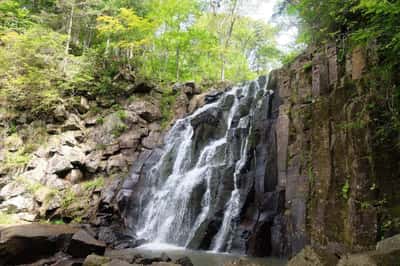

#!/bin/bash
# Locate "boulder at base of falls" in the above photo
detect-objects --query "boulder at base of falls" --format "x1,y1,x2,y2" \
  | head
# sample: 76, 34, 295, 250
83, 254, 112, 266
287, 246, 339, 266
173, 256, 193, 266
376, 234, 400, 253
336, 234, 400, 266
83, 251, 190, 266
337, 250, 400, 266
222, 258, 267, 266
0, 224, 78, 265
67, 229, 106, 258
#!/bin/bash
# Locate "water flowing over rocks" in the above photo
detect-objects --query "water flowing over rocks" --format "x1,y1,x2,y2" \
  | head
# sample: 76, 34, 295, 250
118, 43, 400, 261
118, 77, 286, 255
1, 42, 400, 266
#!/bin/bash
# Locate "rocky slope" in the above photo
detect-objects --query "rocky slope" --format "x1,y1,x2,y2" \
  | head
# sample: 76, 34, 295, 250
0, 80, 208, 228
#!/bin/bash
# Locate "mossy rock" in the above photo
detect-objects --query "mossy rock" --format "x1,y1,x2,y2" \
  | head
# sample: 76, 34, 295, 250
287, 246, 338, 266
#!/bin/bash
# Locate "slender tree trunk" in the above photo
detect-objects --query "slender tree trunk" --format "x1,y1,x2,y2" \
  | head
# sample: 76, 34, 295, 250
176, 46, 180, 81
221, 56, 225, 81
63, 1, 75, 73
220, 0, 238, 81
105, 38, 110, 56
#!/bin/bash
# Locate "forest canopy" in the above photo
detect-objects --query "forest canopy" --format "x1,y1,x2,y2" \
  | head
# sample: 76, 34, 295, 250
0, 0, 282, 116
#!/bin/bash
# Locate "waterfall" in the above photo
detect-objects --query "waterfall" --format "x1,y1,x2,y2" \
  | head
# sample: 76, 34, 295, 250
126, 77, 274, 253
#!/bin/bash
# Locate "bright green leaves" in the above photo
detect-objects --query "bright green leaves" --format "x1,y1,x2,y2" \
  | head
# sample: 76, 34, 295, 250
0, 26, 66, 116
0, 0, 32, 33
0, 0, 282, 119
97, 8, 154, 51
351, 0, 400, 56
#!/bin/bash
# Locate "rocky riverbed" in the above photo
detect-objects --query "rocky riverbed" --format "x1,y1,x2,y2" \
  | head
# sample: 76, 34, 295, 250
0, 223, 286, 266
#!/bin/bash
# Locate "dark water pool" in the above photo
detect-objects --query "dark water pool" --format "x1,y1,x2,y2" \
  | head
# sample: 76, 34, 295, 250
126, 243, 287, 266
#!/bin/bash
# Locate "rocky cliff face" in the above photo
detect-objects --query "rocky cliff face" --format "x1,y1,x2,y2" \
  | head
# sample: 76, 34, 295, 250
1, 42, 398, 262
0, 80, 204, 229
269, 43, 400, 257
116, 44, 400, 258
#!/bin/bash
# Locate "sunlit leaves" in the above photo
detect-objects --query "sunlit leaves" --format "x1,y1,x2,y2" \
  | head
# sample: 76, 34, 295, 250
97, 8, 154, 53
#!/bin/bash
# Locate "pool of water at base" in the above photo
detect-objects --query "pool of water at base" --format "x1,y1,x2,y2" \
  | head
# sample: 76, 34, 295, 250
127, 243, 287, 266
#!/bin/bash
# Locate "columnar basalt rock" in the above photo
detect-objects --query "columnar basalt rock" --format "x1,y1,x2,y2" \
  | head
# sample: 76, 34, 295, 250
269, 43, 400, 258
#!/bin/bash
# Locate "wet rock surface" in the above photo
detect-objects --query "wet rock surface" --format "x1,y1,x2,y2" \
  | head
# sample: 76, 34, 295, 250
118, 78, 285, 256
0, 224, 78, 265
0, 224, 196, 266
116, 43, 400, 261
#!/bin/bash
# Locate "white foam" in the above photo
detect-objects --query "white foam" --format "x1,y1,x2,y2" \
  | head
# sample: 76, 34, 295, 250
136, 242, 186, 251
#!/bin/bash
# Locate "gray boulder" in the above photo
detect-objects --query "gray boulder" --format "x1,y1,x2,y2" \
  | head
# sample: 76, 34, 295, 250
47, 154, 73, 176
128, 101, 162, 122
65, 169, 84, 184
376, 234, 400, 253
67, 230, 106, 258
0, 224, 78, 265
287, 246, 338, 266
83, 254, 111, 266
337, 250, 400, 266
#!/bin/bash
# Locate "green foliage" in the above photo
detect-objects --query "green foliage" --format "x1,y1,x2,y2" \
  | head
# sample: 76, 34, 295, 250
303, 62, 312, 71
116, 110, 127, 120
0, 0, 32, 32
281, 50, 301, 65
0, 0, 281, 122
283, 0, 400, 150
4, 150, 31, 170
342, 179, 350, 200
51, 219, 65, 225
111, 122, 128, 137
96, 117, 105, 125
82, 177, 105, 191
61, 188, 76, 209
160, 88, 176, 128
0, 26, 66, 117
0, 213, 19, 224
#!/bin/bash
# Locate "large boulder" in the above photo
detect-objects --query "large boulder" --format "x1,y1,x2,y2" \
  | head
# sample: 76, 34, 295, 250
0, 224, 78, 265
83, 254, 112, 266
174, 256, 193, 266
173, 93, 189, 119
104, 248, 138, 264
142, 130, 162, 149
0, 194, 37, 213
337, 249, 400, 266
130, 81, 155, 94
67, 230, 106, 258
105, 259, 135, 266
47, 154, 73, 176
287, 246, 338, 266
65, 169, 84, 184
78, 96, 90, 114
376, 234, 400, 253
62, 114, 85, 132
128, 101, 162, 122
188, 93, 206, 113
59, 145, 86, 166
152, 263, 181, 266
0, 181, 27, 200
107, 154, 129, 174
223, 258, 267, 266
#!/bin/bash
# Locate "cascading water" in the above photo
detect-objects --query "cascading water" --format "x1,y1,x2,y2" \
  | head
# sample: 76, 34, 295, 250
124, 76, 278, 254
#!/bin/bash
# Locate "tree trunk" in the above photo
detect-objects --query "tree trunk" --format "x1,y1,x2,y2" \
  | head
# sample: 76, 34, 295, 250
221, 56, 225, 81
63, 1, 75, 73
176, 46, 180, 81
220, 0, 238, 81
105, 38, 110, 56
